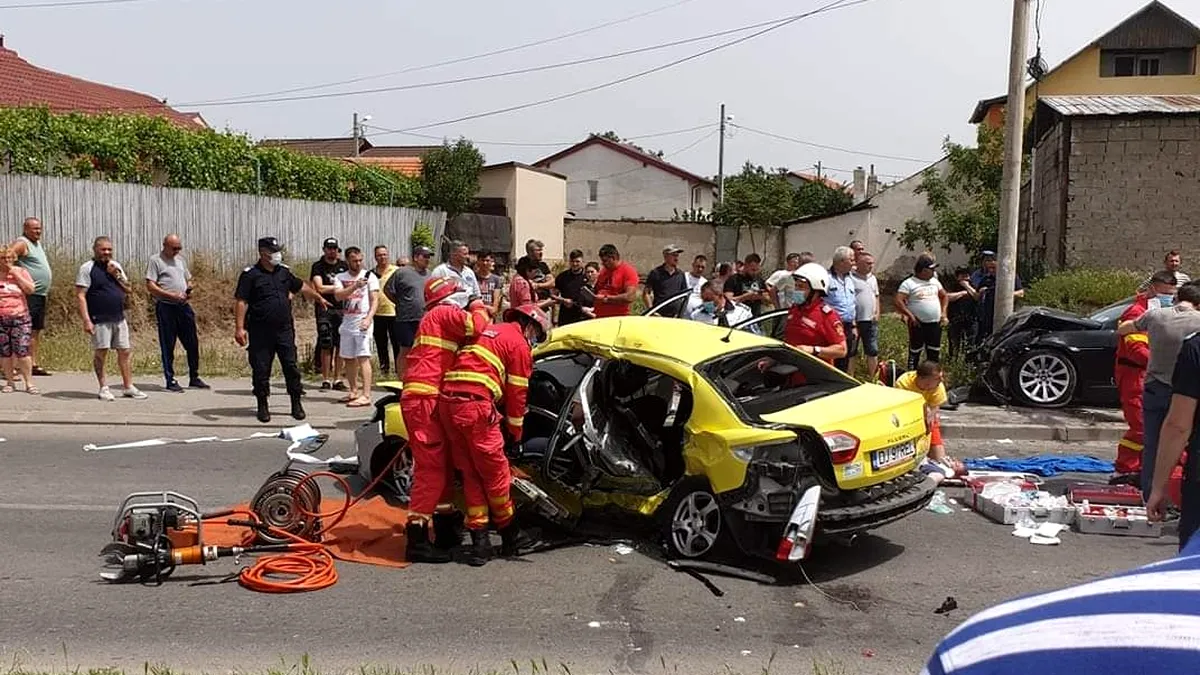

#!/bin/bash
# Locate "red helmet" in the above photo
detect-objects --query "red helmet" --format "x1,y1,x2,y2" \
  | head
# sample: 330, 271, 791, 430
424, 276, 458, 309
503, 303, 551, 342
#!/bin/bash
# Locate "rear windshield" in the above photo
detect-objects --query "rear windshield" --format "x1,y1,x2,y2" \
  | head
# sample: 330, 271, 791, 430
700, 347, 858, 417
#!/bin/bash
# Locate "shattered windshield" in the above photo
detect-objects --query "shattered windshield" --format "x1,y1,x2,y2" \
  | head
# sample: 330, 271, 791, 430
701, 347, 857, 417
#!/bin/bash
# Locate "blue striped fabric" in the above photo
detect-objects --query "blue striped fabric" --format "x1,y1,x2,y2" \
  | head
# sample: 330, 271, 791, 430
923, 534, 1200, 674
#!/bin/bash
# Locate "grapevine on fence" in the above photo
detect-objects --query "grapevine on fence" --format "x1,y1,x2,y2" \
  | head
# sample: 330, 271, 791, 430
0, 106, 424, 208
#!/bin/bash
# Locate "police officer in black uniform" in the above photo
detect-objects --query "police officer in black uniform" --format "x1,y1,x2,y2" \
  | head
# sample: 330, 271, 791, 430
235, 237, 330, 423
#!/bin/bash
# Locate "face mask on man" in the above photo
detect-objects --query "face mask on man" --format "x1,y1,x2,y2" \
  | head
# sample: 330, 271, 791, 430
792, 290, 808, 305
269, 252, 283, 266
702, 300, 716, 314
1153, 294, 1175, 309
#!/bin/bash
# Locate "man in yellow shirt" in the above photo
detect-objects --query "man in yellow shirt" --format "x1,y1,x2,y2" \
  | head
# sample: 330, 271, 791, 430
894, 360, 948, 463
371, 245, 401, 377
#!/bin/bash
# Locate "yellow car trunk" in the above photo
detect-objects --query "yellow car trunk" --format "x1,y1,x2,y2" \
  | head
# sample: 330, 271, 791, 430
760, 383, 930, 490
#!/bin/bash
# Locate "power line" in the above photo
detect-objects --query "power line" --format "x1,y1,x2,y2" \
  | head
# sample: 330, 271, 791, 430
360, 122, 716, 149
729, 123, 935, 164
182, 19, 794, 108
369, 0, 878, 138
209, 0, 701, 103
565, 127, 719, 183
0, 0, 152, 7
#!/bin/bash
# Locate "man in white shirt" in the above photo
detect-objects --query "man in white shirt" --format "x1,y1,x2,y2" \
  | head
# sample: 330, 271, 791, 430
690, 280, 755, 331
1138, 250, 1191, 292
333, 246, 380, 408
896, 255, 948, 371
852, 250, 881, 378
684, 254, 708, 292
430, 239, 480, 307
766, 253, 802, 310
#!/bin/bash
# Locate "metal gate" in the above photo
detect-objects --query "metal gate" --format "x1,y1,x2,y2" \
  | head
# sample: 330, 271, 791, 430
714, 225, 739, 266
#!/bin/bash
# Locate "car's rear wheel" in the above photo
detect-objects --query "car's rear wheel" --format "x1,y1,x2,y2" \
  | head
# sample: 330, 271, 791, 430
369, 439, 413, 503
659, 478, 726, 559
1011, 348, 1077, 408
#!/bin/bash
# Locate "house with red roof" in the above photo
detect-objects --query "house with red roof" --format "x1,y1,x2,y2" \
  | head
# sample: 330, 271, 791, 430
533, 134, 716, 221
258, 136, 436, 176
0, 37, 205, 128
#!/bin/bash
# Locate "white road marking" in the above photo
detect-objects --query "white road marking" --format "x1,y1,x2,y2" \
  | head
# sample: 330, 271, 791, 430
0, 503, 112, 512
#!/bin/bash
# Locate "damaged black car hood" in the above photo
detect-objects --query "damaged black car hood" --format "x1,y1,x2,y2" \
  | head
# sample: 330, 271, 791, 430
986, 306, 1101, 345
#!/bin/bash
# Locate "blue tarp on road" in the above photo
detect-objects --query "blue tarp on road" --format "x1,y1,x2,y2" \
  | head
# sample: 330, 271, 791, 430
963, 455, 1114, 477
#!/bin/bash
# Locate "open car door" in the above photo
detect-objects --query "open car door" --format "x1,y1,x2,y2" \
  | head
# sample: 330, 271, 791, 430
642, 289, 698, 319
732, 309, 788, 341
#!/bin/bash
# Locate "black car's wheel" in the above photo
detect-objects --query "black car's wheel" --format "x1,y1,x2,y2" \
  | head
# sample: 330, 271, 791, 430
659, 478, 726, 559
1011, 348, 1077, 408
369, 439, 413, 503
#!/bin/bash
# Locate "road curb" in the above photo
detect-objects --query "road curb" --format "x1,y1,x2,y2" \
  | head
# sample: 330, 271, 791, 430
941, 423, 1124, 442
0, 411, 359, 430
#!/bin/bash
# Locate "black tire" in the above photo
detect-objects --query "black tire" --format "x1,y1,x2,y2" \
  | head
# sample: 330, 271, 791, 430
1010, 348, 1077, 408
658, 477, 728, 560
369, 439, 413, 503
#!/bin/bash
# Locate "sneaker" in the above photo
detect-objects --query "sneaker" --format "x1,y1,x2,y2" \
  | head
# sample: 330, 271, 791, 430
166, 381, 184, 393
189, 378, 211, 389
98, 386, 115, 401
123, 386, 148, 400
332, 381, 348, 392
320, 381, 332, 391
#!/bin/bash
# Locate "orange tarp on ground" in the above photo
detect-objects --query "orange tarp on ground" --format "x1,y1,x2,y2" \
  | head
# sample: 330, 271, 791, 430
204, 495, 412, 569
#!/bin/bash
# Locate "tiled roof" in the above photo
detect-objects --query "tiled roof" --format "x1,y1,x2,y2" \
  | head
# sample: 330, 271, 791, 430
1040, 94, 1200, 116
786, 170, 849, 191
0, 44, 204, 128
534, 134, 717, 187
348, 155, 424, 177
360, 145, 439, 158
259, 137, 366, 157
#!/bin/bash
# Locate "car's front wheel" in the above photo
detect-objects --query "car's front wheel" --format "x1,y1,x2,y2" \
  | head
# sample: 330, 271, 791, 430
1011, 348, 1077, 408
369, 439, 413, 503
660, 478, 726, 559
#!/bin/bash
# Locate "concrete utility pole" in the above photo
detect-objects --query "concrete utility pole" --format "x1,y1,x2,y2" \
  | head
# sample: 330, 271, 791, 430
815, 161, 822, 181
352, 112, 361, 158
717, 103, 727, 205
994, 0, 1031, 331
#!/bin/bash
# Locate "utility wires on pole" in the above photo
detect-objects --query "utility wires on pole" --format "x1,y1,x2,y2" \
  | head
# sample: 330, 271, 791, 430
717, 103, 728, 205
994, 0, 1030, 331
353, 113, 360, 157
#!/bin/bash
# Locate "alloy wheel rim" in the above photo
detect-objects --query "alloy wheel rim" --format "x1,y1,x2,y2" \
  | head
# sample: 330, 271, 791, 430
671, 492, 720, 557
1017, 354, 1071, 403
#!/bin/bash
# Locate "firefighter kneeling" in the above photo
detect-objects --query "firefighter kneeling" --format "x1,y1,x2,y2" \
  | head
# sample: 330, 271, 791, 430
439, 303, 549, 566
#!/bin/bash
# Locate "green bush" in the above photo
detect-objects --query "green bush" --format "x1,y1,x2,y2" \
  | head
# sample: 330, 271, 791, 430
1023, 268, 1144, 314
410, 223, 435, 253
0, 106, 423, 207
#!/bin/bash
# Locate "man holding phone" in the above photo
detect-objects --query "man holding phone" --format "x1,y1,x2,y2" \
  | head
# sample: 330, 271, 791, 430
145, 233, 208, 392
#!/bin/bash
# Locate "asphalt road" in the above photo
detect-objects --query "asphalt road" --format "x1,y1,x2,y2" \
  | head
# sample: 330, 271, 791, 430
0, 427, 1174, 675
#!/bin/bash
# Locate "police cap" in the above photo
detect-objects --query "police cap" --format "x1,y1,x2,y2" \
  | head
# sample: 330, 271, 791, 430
258, 237, 282, 252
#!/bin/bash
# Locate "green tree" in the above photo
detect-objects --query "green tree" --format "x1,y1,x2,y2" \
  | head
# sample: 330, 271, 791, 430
793, 178, 852, 218
713, 162, 797, 253
900, 124, 1010, 259
418, 137, 485, 217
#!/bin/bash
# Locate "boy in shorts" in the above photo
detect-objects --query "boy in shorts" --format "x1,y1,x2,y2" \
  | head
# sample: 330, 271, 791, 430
895, 361, 962, 481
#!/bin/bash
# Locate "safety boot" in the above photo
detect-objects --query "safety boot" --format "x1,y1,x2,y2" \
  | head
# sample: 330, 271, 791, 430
256, 397, 271, 424
290, 394, 306, 421
404, 521, 452, 564
465, 529, 492, 567
499, 522, 536, 557
432, 511, 464, 551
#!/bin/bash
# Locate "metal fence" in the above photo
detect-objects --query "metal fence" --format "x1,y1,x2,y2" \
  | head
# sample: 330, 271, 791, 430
0, 173, 446, 269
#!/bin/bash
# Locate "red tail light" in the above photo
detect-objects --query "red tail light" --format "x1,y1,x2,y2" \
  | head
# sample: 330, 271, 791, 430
823, 431, 860, 465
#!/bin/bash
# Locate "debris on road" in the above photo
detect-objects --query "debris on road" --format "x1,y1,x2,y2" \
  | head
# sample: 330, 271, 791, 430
934, 596, 958, 614
612, 543, 633, 556
926, 491, 954, 514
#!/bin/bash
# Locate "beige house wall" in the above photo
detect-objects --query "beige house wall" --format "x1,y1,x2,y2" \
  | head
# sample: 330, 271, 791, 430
514, 167, 567, 261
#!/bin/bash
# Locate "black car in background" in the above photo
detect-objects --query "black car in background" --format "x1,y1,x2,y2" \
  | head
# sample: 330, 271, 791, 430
972, 297, 1136, 409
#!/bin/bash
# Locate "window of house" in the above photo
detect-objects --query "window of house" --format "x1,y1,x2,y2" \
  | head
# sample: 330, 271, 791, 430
691, 185, 702, 209
1103, 48, 1193, 77
587, 180, 598, 205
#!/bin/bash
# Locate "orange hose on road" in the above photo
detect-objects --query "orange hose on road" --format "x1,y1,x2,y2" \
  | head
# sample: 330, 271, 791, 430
204, 450, 401, 594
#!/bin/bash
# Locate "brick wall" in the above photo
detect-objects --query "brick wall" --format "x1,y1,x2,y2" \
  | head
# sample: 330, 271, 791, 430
1024, 121, 1066, 271
1062, 115, 1200, 272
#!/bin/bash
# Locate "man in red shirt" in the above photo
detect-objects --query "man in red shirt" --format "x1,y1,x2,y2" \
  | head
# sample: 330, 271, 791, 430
438, 303, 550, 566
593, 244, 639, 318
401, 276, 491, 564
783, 263, 847, 365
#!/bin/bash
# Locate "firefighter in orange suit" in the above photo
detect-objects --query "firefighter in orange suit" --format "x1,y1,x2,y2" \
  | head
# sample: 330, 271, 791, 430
1113, 271, 1179, 481
438, 303, 550, 567
402, 275, 492, 564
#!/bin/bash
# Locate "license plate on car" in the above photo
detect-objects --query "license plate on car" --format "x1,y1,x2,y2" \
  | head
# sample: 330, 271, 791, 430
871, 441, 916, 471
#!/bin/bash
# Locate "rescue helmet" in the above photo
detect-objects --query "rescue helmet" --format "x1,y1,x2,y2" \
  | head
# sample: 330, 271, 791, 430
503, 303, 551, 343
424, 276, 458, 309
792, 262, 830, 294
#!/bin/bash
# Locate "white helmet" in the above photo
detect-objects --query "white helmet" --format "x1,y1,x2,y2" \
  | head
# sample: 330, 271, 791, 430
792, 262, 829, 294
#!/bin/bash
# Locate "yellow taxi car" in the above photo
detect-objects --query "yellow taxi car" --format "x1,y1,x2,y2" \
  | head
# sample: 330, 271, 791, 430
357, 315, 936, 564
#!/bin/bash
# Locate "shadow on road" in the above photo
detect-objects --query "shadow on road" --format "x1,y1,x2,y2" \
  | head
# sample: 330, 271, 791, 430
192, 406, 257, 421
41, 390, 100, 401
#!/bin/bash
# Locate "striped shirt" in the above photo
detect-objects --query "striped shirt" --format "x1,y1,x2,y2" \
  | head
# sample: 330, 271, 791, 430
1139, 270, 1191, 292
923, 534, 1200, 675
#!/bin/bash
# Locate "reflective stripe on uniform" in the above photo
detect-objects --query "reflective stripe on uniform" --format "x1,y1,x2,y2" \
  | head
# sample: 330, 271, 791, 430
506, 416, 524, 428
415, 334, 458, 351
444, 371, 503, 399
464, 344, 506, 381
402, 381, 440, 396
1124, 333, 1150, 345
1119, 438, 1144, 452
464, 313, 476, 338
507, 374, 529, 388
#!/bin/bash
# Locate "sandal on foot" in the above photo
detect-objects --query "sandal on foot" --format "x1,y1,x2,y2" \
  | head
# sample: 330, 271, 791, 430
1, 384, 13, 393
26, 385, 40, 395
347, 396, 371, 407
